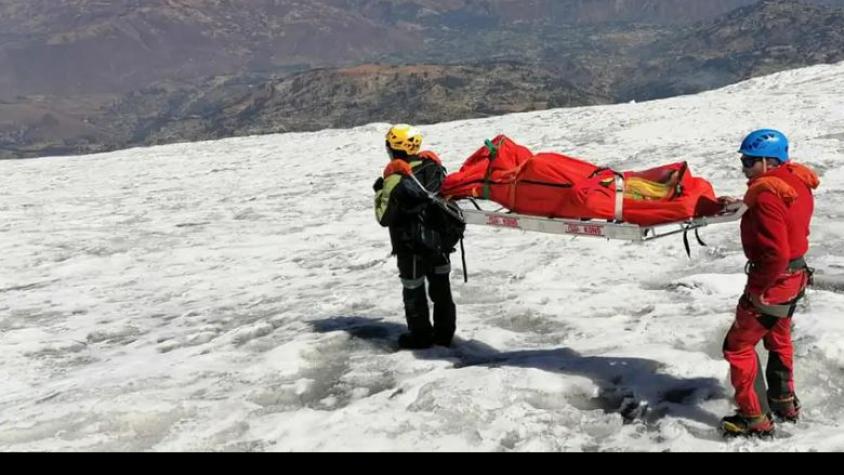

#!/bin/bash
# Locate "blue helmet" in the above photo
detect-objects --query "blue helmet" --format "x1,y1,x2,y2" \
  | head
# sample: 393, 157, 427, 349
738, 129, 789, 163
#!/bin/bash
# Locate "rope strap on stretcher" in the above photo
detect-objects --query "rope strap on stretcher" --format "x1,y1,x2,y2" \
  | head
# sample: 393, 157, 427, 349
614, 174, 624, 223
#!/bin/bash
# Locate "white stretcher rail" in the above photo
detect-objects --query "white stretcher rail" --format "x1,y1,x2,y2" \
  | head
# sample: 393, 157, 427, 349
458, 199, 747, 242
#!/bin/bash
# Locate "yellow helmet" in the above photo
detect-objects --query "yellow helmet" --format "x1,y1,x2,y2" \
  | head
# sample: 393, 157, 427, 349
385, 124, 423, 155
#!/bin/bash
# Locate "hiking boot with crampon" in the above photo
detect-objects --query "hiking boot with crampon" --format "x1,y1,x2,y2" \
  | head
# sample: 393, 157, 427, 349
721, 413, 775, 438
769, 395, 801, 423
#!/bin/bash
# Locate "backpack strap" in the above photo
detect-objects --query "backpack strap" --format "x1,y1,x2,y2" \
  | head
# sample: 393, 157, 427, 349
460, 238, 468, 283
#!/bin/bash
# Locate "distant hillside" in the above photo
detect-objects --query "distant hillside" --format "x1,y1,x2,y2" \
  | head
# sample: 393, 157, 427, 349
4, 0, 844, 158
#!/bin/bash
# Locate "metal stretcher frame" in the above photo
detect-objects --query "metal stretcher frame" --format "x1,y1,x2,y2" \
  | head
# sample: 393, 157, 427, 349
458, 198, 747, 242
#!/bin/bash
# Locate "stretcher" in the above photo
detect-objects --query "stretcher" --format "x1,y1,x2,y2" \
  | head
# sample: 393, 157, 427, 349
457, 198, 746, 251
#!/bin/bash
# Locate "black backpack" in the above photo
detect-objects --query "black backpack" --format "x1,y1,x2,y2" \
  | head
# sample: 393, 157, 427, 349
403, 165, 469, 282
414, 197, 466, 256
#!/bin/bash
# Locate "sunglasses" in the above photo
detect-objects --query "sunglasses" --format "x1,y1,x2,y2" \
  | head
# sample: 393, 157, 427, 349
740, 155, 762, 168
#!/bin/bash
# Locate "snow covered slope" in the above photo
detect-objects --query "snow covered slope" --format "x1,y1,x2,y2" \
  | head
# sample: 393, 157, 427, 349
2, 62, 844, 451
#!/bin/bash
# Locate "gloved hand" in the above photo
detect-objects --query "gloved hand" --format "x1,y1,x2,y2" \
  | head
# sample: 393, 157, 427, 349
717, 195, 744, 212
373, 176, 384, 192
718, 195, 742, 205
383, 159, 412, 178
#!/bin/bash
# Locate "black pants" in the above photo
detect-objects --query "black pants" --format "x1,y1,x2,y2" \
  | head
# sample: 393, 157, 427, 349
397, 252, 456, 343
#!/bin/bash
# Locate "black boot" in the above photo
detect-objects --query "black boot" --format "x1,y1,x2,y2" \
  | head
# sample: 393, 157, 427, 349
428, 270, 455, 347
398, 332, 433, 350
432, 332, 453, 347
